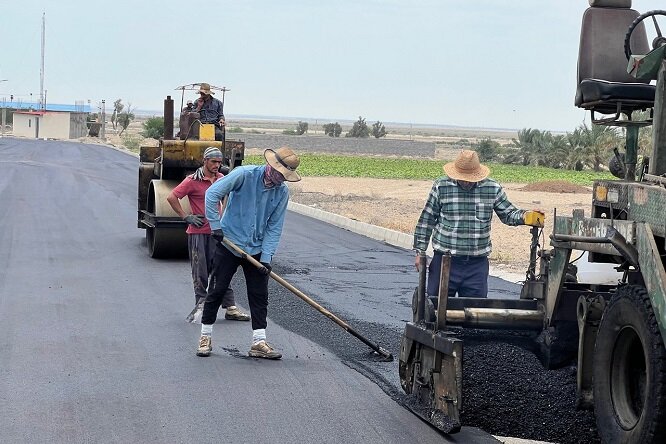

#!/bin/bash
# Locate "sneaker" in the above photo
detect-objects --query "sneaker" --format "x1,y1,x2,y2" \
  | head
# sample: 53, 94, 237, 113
196, 335, 212, 357
225, 306, 251, 321
248, 341, 282, 360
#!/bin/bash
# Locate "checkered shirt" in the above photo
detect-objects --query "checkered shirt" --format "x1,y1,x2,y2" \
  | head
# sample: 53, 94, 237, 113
413, 177, 526, 256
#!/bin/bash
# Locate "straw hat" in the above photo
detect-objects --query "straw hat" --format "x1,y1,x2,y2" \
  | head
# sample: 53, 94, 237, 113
443, 150, 490, 182
264, 146, 301, 182
198, 83, 215, 95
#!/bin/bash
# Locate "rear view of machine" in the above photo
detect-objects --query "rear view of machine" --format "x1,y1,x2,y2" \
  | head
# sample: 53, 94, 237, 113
399, 2, 666, 442
137, 86, 245, 258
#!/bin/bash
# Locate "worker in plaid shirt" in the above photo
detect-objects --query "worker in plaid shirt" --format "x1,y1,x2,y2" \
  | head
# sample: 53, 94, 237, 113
413, 150, 543, 298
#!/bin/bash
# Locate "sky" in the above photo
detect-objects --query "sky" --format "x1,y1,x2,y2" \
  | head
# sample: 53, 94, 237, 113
0, 0, 664, 132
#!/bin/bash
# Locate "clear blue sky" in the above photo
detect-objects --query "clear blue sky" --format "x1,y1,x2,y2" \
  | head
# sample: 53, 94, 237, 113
0, 0, 663, 131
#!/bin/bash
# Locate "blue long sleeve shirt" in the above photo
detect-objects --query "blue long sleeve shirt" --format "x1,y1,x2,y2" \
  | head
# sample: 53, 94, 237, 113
205, 165, 289, 263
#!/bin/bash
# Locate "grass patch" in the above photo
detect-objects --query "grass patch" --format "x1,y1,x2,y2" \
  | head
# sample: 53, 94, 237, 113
244, 154, 614, 185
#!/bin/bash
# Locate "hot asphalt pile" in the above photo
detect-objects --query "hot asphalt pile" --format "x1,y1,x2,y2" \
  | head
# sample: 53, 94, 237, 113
459, 330, 599, 444
261, 266, 600, 444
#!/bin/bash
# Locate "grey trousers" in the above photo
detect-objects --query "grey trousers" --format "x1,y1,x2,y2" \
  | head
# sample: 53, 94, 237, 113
188, 233, 235, 307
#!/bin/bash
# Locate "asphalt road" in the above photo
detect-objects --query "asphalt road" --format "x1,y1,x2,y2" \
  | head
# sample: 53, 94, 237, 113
0, 138, 501, 443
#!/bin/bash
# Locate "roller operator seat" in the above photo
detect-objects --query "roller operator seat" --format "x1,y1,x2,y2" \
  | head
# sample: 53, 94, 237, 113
576, 0, 655, 119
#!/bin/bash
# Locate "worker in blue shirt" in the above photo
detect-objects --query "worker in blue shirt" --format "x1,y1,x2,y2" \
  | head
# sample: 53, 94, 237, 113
196, 146, 301, 360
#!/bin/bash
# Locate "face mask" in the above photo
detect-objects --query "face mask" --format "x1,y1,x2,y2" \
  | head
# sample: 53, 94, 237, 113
265, 164, 285, 186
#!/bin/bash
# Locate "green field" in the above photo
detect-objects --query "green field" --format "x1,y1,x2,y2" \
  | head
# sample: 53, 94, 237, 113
245, 154, 614, 185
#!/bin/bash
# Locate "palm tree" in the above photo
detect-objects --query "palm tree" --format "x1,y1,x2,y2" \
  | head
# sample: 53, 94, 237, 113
631, 110, 653, 157
561, 128, 586, 171
512, 128, 541, 165
581, 124, 621, 171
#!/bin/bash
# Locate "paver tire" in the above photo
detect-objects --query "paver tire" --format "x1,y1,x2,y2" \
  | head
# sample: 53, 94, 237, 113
593, 284, 666, 444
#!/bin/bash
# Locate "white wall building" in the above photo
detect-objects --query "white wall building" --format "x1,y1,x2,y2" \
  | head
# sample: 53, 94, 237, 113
13, 110, 88, 139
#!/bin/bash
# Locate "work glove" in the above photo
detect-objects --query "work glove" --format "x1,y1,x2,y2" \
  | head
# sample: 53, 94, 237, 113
523, 210, 545, 227
211, 229, 224, 243
184, 214, 205, 227
258, 262, 272, 276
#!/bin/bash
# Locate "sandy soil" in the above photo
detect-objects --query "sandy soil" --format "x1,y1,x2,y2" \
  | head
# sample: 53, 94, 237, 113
289, 177, 593, 275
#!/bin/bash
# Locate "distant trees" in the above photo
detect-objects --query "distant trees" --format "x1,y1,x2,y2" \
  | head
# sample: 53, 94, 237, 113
474, 138, 499, 162
282, 121, 309, 135
323, 122, 342, 137
346, 116, 370, 138
503, 124, 623, 171
111, 99, 124, 130
116, 104, 135, 136
296, 121, 308, 135
371, 121, 387, 138
321, 117, 386, 138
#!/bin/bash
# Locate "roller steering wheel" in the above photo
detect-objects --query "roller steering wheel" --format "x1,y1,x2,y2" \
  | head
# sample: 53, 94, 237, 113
624, 10, 666, 60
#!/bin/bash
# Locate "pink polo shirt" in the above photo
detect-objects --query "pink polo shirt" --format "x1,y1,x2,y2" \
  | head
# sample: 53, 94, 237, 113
171, 172, 223, 234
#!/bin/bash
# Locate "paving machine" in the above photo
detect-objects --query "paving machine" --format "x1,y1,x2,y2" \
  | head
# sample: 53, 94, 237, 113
399, 2, 666, 442
137, 84, 245, 258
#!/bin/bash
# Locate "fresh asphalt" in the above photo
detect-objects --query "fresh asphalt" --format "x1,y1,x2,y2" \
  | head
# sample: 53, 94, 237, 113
0, 137, 509, 443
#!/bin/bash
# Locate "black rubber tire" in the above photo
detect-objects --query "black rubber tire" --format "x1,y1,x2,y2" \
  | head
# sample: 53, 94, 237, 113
593, 285, 666, 444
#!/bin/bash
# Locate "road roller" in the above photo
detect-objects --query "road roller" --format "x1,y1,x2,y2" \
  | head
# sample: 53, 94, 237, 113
137, 86, 245, 258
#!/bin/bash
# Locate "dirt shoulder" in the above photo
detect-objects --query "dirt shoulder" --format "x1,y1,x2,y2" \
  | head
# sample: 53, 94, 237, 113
289, 177, 592, 275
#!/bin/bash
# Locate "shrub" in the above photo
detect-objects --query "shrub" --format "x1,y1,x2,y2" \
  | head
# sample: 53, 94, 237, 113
372, 121, 386, 138
346, 116, 370, 138
323, 122, 342, 137
296, 121, 308, 135
141, 116, 164, 139
474, 138, 500, 162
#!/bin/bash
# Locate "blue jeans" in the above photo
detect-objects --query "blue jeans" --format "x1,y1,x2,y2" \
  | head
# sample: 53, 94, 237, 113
427, 253, 489, 299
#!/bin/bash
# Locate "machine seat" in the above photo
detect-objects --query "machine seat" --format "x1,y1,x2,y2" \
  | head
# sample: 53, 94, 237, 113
575, 78, 655, 115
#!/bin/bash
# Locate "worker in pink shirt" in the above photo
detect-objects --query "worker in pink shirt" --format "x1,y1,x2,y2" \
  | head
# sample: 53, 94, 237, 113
167, 147, 250, 323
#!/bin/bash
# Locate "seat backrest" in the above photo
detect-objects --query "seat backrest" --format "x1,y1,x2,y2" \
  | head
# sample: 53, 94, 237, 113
578, 0, 650, 85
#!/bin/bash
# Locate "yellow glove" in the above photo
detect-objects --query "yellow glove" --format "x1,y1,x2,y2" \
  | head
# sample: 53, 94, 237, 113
524, 210, 545, 227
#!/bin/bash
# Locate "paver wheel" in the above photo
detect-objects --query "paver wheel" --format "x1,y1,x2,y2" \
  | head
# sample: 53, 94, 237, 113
593, 284, 666, 444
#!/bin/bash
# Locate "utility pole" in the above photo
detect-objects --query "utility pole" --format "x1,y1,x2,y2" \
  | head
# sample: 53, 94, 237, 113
40, 13, 45, 110
100, 100, 106, 140
0, 80, 7, 136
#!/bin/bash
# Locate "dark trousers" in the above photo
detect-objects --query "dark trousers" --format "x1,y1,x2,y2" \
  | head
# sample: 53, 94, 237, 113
427, 253, 489, 299
188, 234, 234, 307
202, 244, 268, 330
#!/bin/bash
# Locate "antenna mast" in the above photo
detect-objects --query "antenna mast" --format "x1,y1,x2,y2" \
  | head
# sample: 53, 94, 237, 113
40, 13, 45, 110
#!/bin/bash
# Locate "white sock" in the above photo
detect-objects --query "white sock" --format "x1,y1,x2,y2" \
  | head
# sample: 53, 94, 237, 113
252, 329, 266, 344
201, 324, 213, 336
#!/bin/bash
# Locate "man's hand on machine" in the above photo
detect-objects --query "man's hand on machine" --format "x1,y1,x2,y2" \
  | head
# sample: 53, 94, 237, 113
211, 229, 224, 243
184, 214, 205, 227
524, 210, 546, 227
